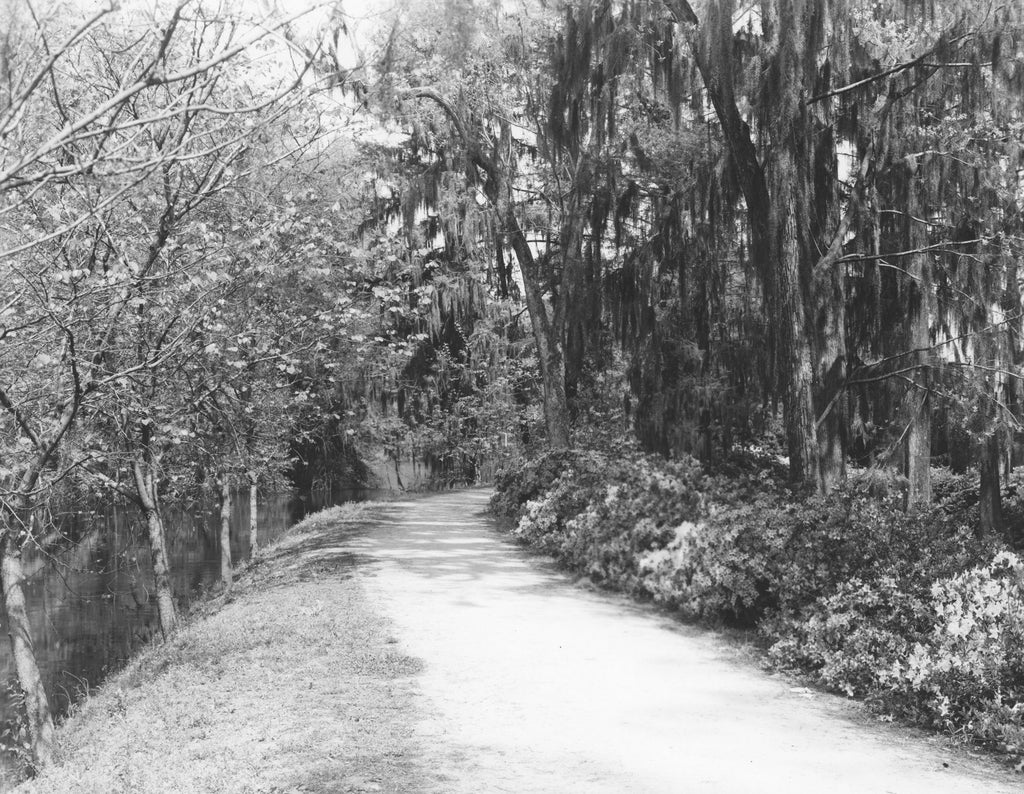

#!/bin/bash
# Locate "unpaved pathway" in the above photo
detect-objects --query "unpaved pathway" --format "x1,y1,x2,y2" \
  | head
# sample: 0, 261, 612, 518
352, 489, 1019, 794
18, 492, 1023, 794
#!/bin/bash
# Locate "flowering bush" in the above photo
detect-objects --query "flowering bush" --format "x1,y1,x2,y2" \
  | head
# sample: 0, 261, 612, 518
490, 449, 582, 520
763, 550, 1024, 752
513, 466, 599, 554
893, 553, 1024, 743
676, 488, 991, 625
491, 449, 1024, 759
497, 450, 612, 552
635, 522, 699, 605
561, 455, 707, 595
767, 577, 932, 699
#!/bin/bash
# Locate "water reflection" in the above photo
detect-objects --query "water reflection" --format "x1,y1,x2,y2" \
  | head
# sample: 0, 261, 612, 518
0, 487, 382, 788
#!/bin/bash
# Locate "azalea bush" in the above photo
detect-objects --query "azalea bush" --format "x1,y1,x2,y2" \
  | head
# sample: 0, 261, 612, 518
560, 455, 707, 594
683, 489, 990, 624
768, 552, 1024, 751
511, 451, 609, 554
490, 449, 582, 520
491, 449, 1024, 757
896, 553, 1024, 746
767, 576, 932, 699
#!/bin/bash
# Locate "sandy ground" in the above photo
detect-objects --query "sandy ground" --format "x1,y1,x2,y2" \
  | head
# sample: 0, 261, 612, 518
351, 489, 1021, 794
16, 491, 1024, 793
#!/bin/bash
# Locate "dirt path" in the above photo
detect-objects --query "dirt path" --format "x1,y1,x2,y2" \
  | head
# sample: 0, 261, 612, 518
18, 492, 1022, 793
351, 490, 1019, 794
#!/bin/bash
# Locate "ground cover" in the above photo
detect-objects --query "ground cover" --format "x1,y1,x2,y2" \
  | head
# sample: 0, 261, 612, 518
14, 504, 430, 794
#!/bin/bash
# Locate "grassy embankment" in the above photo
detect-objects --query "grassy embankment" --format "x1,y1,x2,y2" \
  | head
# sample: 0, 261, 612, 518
17, 503, 429, 794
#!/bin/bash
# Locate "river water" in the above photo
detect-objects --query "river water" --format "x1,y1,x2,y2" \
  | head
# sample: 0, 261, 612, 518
0, 488, 379, 788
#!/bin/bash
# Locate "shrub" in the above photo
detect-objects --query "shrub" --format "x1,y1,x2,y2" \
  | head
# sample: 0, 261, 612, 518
512, 451, 610, 554
763, 549, 1024, 751
767, 577, 932, 699
670, 496, 784, 624
490, 449, 581, 520
495, 450, 712, 599
931, 468, 977, 512
635, 524, 699, 606
895, 553, 1024, 742
676, 486, 991, 626
490, 447, 1024, 758
561, 454, 707, 595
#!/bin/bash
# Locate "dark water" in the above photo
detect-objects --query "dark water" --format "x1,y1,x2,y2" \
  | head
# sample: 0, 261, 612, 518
0, 488, 383, 788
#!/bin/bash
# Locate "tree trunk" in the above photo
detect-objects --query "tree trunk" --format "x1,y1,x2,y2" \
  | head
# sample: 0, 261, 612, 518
493, 175, 571, 450
816, 324, 847, 493
766, 153, 820, 487
219, 475, 233, 589
1, 526, 54, 770
979, 432, 1004, 538
558, 166, 592, 407
144, 508, 177, 637
904, 185, 931, 508
519, 272, 571, 450
783, 287, 819, 487
131, 458, 177, 637
904, 385, 932, 509
0, 400, 80, 771
248, 473, 258, 557
949, 425, 971, 473
810, 181, 848, 493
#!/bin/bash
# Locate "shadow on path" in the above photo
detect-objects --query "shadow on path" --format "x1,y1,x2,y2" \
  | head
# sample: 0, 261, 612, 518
340, 488, 1021, 794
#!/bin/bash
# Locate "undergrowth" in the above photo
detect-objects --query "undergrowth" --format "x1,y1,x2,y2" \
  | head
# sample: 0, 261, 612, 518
491, 448, 1024, 761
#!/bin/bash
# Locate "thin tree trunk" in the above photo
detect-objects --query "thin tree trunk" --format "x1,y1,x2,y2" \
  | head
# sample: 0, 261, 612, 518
519, 271, 571, 449
131, 457, 177, 636
904, 186, 931, 508
494, 176, 571, 450
904, 386, 932, 508
979, 432, 1004, 537
0, 398, 78, 770
774, 167, 819, 487
1, 525, 54, 769
143, 508, 177, 636
219, 475, 233, 589
816, 329, 847, 492
812, 195, 848, 493
248, 473, 258, 556
559, 170, 591, 407
785, 302, 819, 488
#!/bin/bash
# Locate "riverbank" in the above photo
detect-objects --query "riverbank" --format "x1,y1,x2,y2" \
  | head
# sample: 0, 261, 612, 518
0, 486, 367, 777
15, 502, 428, 794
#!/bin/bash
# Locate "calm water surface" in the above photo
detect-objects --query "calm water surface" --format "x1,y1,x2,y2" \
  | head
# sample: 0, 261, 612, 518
0, 488, 384, 788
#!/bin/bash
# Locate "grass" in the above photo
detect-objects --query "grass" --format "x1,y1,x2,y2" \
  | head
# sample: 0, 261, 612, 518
17, 502, 431, 794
